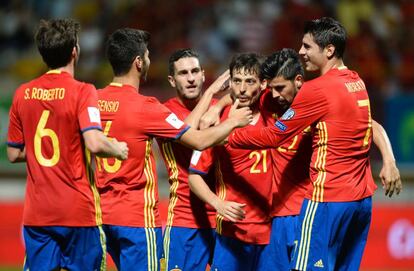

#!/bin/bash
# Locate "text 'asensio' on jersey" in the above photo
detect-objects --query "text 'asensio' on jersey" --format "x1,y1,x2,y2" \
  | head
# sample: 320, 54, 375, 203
98, 100, 120, 113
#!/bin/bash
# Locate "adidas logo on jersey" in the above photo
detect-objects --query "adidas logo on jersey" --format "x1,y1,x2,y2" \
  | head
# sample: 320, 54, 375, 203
314, 259, 324, 268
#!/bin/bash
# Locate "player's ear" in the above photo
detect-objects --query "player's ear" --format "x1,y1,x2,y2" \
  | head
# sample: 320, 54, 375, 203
71, 45, 78, 58
167, 75, 176, 88
295, 74, 304, 89
135, 56, 143, 71
201, 69, 205, 84
326, 44, 335, 59
260, 79, 267, 91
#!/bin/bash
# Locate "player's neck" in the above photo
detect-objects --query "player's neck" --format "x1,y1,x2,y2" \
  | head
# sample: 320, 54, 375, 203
250, 110, 261, 125
177, 95, 200, 110
52, 61, 75, 76
320, 58, 345, 75
112, 73, 141, 92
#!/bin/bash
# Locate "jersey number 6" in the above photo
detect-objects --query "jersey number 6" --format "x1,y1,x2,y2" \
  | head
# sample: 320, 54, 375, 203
34, 110, 60, 167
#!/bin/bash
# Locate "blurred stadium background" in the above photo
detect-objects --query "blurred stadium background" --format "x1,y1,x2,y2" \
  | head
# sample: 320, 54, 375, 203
0, 0, 413, 270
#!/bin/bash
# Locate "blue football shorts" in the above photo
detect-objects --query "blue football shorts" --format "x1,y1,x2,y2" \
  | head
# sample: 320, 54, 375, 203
103, 225, 163, 271
163, 226, 216, 271
210, 234, 265, 271
257, 215, 300, 270
23, 225, 106, 271
291, 197, 372, 271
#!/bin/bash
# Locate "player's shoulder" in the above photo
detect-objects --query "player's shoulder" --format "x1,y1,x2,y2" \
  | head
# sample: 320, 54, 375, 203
143, 95, 162, 104
163, 97, 180, 108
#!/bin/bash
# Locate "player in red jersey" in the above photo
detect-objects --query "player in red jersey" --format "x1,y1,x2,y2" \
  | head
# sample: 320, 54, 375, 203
257, 49, 401, 270
201, 48, 400, 271
6, 19, 128, 271
157, 49, 229, 271
228, 17, 402, 270
95, 29, 252, 271
189, 53, 273, 271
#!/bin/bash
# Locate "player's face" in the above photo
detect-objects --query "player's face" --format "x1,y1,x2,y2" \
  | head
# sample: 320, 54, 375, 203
299, 33, 326, 72
266, 75, 302, 112
169, 57, 205, 101
141, 49, 150, 81
230, 68, 264, 108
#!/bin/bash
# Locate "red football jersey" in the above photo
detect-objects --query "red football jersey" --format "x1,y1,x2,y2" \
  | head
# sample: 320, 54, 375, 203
96, 83, 190, 227
7, 70, 102, 226
229, 68, 377, 202
190, 106, 273, 245
157, 97, 216, 228
260, 89, 312, 217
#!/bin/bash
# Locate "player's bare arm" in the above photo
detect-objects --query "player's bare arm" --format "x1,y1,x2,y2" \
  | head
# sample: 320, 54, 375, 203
179, 99, 252, 150
199, 93, 233, 130
7, 146, 26, 163
372, 119, 402, 197
83, 129, 129, 160
188, 173, 245, 222
184, 70, 230, 128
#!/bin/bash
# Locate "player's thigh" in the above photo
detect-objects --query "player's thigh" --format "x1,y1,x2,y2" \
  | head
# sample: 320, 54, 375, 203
336, 197, 372, 271
290, 200, 331, 271
23, 226, 61, 270
164, 226, 216, 271
110, 226, 163, 271
59, 226, 106, 271
211, 234, 263, 271
257, 215, 299, 271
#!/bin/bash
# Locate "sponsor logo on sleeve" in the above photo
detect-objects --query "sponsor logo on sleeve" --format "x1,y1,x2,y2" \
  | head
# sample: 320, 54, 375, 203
166, 113, 184, 129
280, 108, 295, 120
190, 150, 202, 166
87, 107, 101, 123
275, 120, 287, 131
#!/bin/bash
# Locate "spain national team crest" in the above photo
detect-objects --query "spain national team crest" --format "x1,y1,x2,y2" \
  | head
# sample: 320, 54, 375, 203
280, 108, 295, 120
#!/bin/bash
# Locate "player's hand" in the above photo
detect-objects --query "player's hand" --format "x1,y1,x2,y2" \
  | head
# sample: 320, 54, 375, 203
214, 199, 246, 222
199, 105, 221, 130
228, 99, 253, 128
113, 138, 129, 160
380, 160, 402, 197
205, 70, 230, 95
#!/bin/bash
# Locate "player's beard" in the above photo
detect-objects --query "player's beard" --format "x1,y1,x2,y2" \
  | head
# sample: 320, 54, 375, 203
277, 99, 290, 112
180, 85, 202, 101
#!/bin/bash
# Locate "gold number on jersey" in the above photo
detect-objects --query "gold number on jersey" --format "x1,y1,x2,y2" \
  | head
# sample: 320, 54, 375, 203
357, 99, 372, 148
34, 110, 60, 167
277, 135, 299, 153
97, 121, 122, 173
249, 150, 268, 174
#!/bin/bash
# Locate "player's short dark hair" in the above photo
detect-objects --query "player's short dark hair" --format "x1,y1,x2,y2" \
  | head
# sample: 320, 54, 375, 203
260, 48, 304, 81
229, 53, 264, 78
168, 48, 200, 76
106, 28, 150, 76
304, 17, 347, 58
35, 18, 80, 69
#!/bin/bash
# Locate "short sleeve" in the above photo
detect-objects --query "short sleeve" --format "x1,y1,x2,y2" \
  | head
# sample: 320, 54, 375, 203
189, 148, 214, 175
7, 91, 24, 148
141, 97, 190, 139
78, 83, 102, 133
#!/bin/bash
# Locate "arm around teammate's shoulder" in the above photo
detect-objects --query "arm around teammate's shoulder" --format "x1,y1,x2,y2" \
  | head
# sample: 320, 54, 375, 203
178, 99, 252, 150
